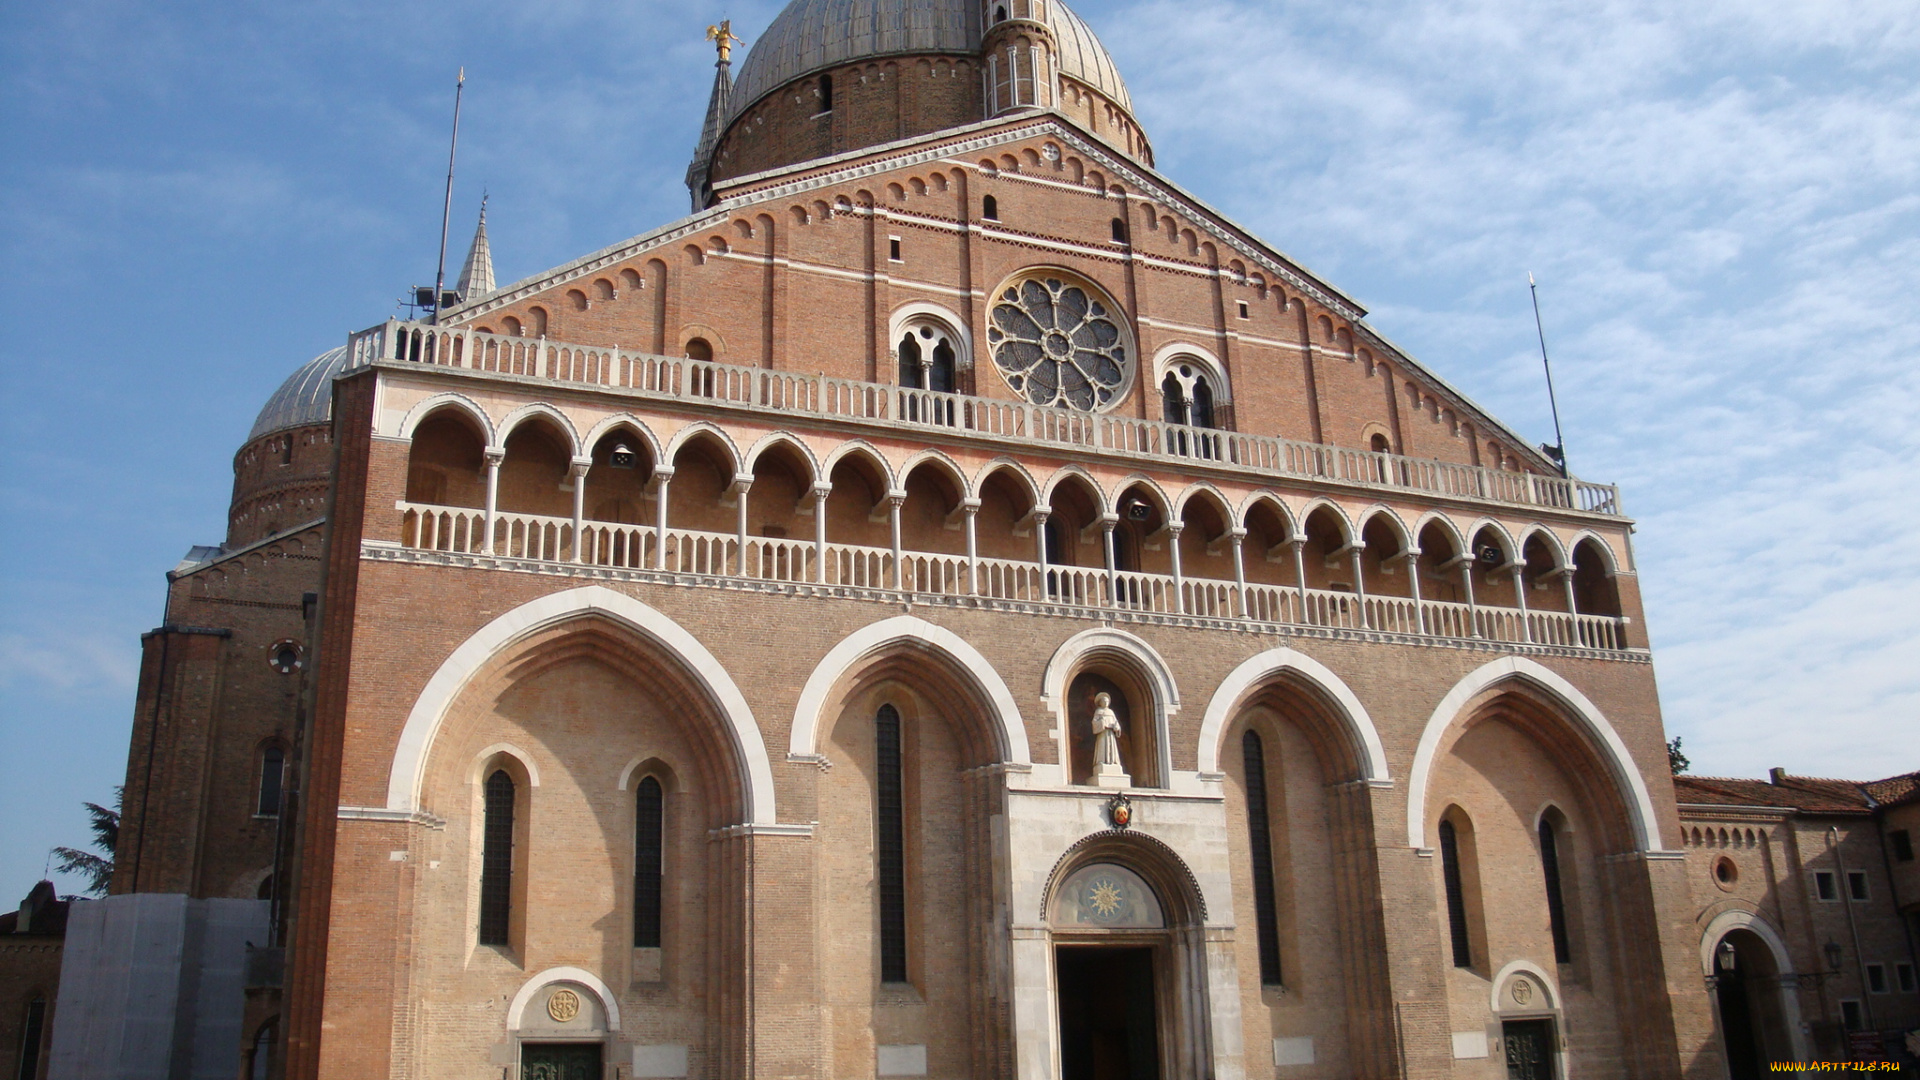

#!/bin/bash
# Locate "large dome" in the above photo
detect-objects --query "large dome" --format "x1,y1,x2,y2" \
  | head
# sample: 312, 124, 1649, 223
249, 345, 349, 443
728, 0, 1131, 125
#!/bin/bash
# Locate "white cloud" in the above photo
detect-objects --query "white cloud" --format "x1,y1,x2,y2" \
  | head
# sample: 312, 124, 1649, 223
1101, 0, 1920, 778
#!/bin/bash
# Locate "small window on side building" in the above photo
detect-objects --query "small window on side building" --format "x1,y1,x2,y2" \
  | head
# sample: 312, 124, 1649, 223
1891, 829, 1914, 862
1111, 217, 1127, 244
1814, 870, 1837, 901
1236, 300, 1249, 319
1840, 999, 1862, 1031
1867, 963, 1887, 993
819, 74, 834, 112
1847, 870, 1869, 901
982, 195, 999, 220
1897, 962, 1916, 992
889, 237, 902, 262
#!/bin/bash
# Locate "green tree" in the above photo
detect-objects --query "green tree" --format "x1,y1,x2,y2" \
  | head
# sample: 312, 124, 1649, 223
1666, 736, 1690, 775
52, 787, 121, 897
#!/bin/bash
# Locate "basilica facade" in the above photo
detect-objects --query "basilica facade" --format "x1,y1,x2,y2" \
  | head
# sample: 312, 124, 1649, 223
84, 1, 1770, 1078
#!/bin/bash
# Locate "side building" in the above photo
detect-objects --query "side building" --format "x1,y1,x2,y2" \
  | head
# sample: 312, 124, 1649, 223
1678, 770, 1920, 1067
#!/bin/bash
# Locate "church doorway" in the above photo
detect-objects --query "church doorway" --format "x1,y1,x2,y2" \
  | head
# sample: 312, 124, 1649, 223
520, 1042, 601, 1080
1056, 945, 1159, 1080
1500, 1019, 1556, 1080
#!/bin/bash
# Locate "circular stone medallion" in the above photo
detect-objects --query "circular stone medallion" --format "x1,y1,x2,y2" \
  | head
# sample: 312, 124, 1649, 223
547, 987, 581, 1023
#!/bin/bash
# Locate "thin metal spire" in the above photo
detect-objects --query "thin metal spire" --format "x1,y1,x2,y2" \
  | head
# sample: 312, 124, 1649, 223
1528, 272, 1569, 478
431, 68, 465, 326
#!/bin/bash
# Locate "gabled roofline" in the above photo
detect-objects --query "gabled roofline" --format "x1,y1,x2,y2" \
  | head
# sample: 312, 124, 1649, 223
441, 111, 1559, 472
168, 518, 327, 580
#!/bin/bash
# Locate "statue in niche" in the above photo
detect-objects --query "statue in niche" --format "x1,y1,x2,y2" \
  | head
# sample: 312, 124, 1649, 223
1090, 691, 1131, 789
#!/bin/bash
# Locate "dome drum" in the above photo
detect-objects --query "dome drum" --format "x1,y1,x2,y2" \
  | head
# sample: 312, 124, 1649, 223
705, 0, 1145, 189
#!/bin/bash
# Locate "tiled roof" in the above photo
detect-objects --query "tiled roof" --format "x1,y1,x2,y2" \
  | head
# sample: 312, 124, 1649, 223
1675, 769, 1920, 815
1673, 774, 1872, 814
1864, 771, 1920, 808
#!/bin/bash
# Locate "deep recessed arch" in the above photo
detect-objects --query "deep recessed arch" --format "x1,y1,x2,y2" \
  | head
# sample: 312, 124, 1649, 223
384, 585, 776, 825
1405, 657, 1663, 852
495, 403, 583, 456
789, 615, 1029, 765
1197, 647, 1388, 781
396, 393, 496, 444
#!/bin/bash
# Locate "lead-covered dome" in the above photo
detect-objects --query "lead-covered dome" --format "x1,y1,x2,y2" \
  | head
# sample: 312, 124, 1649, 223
727, 0, 1131, 126
249, 346, 349, 443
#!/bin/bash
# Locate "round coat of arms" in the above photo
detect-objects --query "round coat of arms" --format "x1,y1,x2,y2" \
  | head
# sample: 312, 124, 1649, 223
1107, 793, 1132, 829
1510, 978, 1533, 1006
546, 988, 581, 1023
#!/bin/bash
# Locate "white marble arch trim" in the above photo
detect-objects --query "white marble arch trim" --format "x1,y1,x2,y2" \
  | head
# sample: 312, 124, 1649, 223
788, 615, 1031, 764
1039, 628, 1180, 786
508, 966, 621, 1031
1488, 959, 1559, 1013
1195, 648, 1389, 782
1404, 656, 1663, 853
386, 584, 776, 825
1700, 909, 1810, 1058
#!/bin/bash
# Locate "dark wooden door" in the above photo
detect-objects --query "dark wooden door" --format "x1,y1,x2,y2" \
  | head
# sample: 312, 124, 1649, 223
1057, 946, 1160, 1080
522, 1042, 601, 1080
1503, 1020, 1555, 1080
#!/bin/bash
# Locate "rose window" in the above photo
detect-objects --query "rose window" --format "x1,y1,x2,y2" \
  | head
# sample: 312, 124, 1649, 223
987, 276, 1130, 410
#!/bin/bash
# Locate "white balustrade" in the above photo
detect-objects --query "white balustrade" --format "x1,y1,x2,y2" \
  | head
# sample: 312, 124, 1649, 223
392, 502, 1631, 652
351, 320, 1624, 517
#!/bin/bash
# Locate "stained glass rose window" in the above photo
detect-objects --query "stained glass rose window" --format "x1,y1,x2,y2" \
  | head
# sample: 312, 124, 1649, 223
987, 275, 1131, 411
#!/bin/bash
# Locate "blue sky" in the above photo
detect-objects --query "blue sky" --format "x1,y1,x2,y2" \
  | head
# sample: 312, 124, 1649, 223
2, 0, 1915, 902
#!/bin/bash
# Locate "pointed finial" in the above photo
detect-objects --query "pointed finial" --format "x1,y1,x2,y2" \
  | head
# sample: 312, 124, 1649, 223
706, 20, 744, 63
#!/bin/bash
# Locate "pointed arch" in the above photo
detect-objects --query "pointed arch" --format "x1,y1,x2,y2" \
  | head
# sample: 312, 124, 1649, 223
1463, 518, 1518, 561
1567, 529, 1621, 575
496, 402, 583, 456
664, 421, 744, 473
581, 415, 665, 467
1172, 481, 1232, 523
396, 393, 496, 444
789, 615, 1029, 765
1296, 497, 1355, 545
973, 458, 1042, 507
1515, 524, 1570, 570
1353, 504, 1413, 552
822, 439, 898, 491
742, 431, 823, 486
897, 447, 972, 501
1410, 510, 1466, 555
1111, 473, 1174, 519
1405, 657, 1663, 852
1197, 647, 1388, 781
384, 585, 776, 825
1041, 464, 1111, 515
1236, 491, 1298, 537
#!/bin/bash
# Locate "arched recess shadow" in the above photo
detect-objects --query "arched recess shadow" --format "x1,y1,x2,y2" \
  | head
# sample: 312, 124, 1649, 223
789, 615, 1029, 765
386, 585, 776, 825
1196, 647, 1388, 782
1405, 657, 1661, 852
1040, 628, 1178, 785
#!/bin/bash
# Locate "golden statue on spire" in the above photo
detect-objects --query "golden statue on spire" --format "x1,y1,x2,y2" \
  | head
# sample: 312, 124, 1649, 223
706, 20, 744, 63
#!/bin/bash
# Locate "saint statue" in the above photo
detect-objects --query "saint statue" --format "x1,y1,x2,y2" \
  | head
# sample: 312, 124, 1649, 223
1092, 692, 1123, 768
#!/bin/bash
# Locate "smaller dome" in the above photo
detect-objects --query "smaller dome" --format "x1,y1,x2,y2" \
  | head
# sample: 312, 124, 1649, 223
249, 346, 349, 443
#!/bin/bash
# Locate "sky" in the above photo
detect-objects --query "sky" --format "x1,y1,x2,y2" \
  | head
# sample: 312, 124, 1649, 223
2, 0, 1916, 902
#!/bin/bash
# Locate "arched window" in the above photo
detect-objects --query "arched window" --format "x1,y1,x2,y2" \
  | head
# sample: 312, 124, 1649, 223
684, 337, 713, 362
875, 705, 907, 982
634, 776, 664, 948
1539, 816, 1572, 963
256, 874, 275, 901
18, 998, 47, 1080
982, 194, 999, 220
479, 770, 515, 946
1242, 730, 1282, 985
1438, 817, 1473, 968
1111, 217, 1127, 244
256, 745, 285, 817
897, 318, 960, 423
1160, 362, 1218, 429
248, 1021, 276, 1080
820, 73, 834, 112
